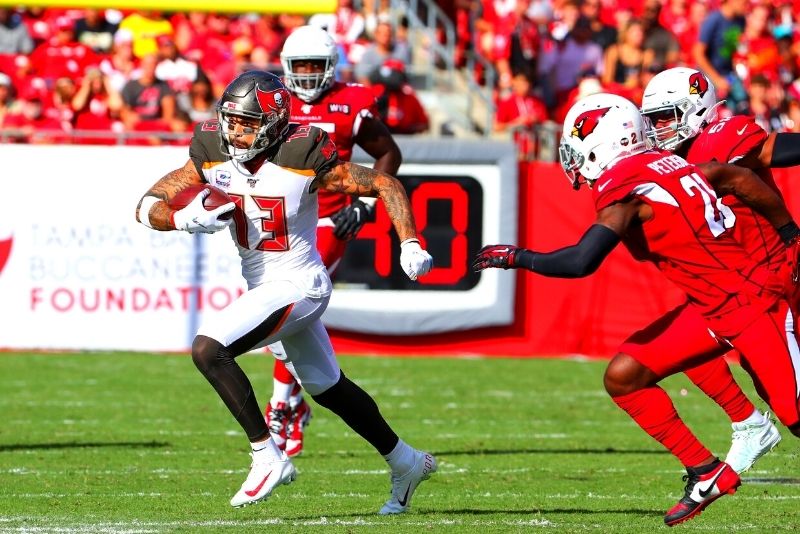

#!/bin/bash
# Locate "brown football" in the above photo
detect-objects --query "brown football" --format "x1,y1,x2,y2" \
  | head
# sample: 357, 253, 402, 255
168, 184, 234, 220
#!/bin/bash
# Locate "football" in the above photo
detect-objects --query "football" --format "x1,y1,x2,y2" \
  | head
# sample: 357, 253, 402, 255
168, 184, 234, 220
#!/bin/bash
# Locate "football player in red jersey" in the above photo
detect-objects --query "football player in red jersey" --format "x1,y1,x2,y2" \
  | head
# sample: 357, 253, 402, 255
473, 93, 800, 526
135, 71, 435, 511
638, 67, 800, 474
258, 25, 404, 457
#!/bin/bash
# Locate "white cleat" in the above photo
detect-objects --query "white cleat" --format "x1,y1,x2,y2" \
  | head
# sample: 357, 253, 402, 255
230, 452, 297, 508
379, 450, 437, 515
724, 411, 782, 474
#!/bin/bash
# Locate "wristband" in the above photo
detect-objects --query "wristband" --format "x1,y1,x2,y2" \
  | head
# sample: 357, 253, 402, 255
358, 196, 378, 209
139, 196, 161, 229
778, 221, 800, 245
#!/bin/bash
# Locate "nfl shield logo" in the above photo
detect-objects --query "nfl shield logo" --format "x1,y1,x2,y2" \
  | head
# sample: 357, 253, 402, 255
215, 170, 231, 187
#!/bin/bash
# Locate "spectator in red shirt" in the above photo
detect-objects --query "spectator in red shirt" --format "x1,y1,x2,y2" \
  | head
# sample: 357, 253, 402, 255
494, 72, 548, 159
184, 13, 236, 95
369, 59, 430, 134
28, 15, 99, 85
732, 2, 781, 87
4, 83, 69, 143
72, 65, 123, 141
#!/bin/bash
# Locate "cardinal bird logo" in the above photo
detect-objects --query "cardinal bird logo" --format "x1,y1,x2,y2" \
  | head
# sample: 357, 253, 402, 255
256, 86, 289, 113
689, 72, 708, 97
571, 107, 611, 141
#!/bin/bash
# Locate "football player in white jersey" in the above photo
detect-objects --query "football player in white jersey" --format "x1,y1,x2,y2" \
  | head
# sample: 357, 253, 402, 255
263, 25, 404, 457
135, 70, 436, 512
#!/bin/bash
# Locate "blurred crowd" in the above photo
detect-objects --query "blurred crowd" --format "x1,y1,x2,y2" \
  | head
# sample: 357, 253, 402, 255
475, 0, 800, 156
3, 0, 800, 152
0, 4, 429, 144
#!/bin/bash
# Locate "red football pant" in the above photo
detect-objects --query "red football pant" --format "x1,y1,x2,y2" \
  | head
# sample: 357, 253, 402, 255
727, 299, 800, 428
620, 301, 754, 422
273, 223, 346, 389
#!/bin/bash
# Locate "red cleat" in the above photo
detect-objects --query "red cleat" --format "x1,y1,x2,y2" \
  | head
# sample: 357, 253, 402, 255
264, 402, 289, 450
285, 398, 312, 457
664, 461, 741, 526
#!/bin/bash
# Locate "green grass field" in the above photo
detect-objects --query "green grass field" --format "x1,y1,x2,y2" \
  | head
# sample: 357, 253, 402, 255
1, 352, 798, 533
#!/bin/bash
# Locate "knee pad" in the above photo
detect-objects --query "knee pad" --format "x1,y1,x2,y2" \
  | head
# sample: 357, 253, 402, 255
191, 335, 226, 374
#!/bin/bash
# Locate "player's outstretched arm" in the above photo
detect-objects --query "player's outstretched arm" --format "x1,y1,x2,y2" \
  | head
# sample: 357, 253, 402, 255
473, 203, 635, 276
135, 159, 206, 231
701, 161, 798, 241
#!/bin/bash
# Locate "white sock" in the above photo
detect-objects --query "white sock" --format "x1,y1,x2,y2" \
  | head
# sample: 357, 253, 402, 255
289, 392, 304, 411
741, 408, 765, 425
383, 439, 416, 473
271, 379, 293, 407
251, 438, 283, 462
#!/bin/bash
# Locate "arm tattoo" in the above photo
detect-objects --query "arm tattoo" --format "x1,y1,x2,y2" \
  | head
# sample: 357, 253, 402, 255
135, 160, 202, 231
317, 162, 418, 241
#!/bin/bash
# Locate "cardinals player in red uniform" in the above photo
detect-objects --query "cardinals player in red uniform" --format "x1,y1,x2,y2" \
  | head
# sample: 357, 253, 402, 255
638, 67, 800, 474
473, 93, 800, 526
261, 25, 403, 457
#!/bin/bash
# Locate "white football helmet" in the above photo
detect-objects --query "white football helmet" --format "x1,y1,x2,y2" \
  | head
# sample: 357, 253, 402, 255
559, 93, 648, 189
280, 25, 339, 103
641, 67, 721, 151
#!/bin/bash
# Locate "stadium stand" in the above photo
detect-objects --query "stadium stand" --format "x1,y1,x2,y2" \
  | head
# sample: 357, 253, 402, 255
1, 0, 799, 159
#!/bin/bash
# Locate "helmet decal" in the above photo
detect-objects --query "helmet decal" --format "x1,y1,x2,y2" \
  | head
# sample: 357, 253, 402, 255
688, 72, 708, 97
255, 86, 289, 113
571, 107, 611, 141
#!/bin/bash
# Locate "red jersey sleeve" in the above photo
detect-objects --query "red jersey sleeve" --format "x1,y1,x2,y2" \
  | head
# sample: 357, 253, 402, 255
688, 115, 767, 164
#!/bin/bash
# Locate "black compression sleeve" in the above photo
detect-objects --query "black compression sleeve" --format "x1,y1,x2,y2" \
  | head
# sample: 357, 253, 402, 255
770, 133, 800, 168
514, 224, 621, 277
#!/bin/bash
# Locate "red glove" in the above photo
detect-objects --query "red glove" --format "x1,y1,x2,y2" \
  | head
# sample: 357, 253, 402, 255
472, 244, 521, 271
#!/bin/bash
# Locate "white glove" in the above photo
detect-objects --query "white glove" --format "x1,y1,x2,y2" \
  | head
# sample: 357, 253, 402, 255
172, 189, 235, 234
400, 238, 433, 280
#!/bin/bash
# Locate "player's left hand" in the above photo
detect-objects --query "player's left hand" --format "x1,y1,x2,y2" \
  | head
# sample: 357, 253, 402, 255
331, 199, 373, 240
400, 238, 433, 280
472, 244, 521, 271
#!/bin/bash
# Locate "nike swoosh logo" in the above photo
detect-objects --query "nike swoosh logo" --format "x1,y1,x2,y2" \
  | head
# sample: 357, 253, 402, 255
244, 470, 273, 497
596, 179, 612, 192
697, 467, 726, 498
736, 126, 747, 135
397, 483, 412, 507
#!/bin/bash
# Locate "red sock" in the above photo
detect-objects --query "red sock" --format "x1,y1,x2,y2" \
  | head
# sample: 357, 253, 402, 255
273, 359, 295, 384
684, 358, 754, 423
613, 387, 713, 467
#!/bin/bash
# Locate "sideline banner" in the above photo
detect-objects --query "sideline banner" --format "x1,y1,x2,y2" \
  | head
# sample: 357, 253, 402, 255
0, 141, 517, 352
0, 145, 243, 351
